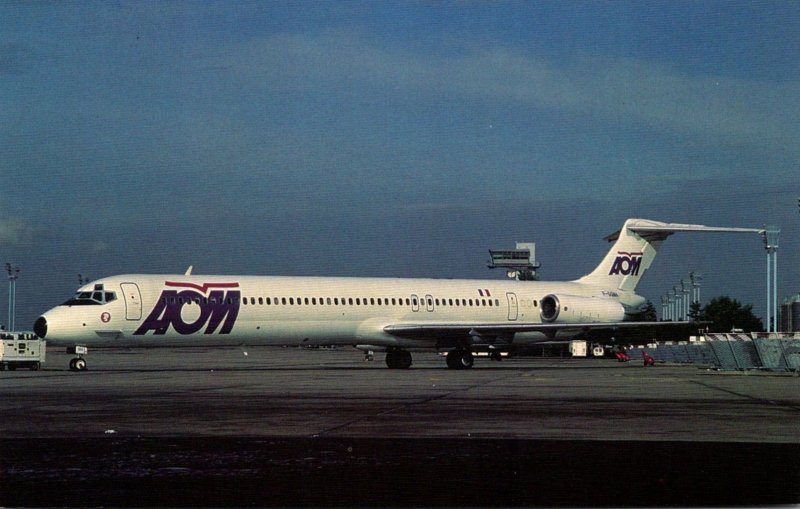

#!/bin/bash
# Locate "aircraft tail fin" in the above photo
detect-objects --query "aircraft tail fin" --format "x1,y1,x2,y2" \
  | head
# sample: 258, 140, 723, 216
576, 219, 761, 292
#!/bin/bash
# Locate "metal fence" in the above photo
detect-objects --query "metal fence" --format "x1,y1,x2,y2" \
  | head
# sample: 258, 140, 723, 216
625, 333, 800, 371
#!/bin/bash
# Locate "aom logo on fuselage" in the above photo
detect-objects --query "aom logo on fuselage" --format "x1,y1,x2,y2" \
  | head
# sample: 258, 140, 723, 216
609, 252, 643, 276
134, 282, 240, 336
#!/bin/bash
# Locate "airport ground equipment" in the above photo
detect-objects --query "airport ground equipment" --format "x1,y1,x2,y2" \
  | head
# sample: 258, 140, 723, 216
626, 333, 800, 371
0, 332, 45, 371
570, 340, 588, 357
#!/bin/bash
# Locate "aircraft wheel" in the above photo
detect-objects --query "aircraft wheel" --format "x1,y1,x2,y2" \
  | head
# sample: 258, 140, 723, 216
446, 349, 474, 369
398, 350, 412, 369
385, 349, 412, 369
490, 351, 503, 362
70, 358, 87, 371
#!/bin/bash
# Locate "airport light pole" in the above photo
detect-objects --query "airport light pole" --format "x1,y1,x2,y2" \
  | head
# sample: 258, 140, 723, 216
762, 226, 780, 332
673, 285, 683, 321
682, 279, 691, 320
690, 272, 702, 305
667, 289, 676, 321
6, 263, 20, 332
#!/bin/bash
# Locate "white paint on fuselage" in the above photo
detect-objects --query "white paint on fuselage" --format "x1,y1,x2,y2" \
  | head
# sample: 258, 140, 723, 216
40, 274, 640, 348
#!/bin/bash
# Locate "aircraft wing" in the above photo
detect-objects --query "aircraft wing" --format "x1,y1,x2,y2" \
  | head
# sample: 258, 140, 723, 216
384, 321, 698, 340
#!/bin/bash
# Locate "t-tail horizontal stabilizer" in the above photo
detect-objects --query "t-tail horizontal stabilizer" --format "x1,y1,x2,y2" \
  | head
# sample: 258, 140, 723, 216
577, 219, 762, 292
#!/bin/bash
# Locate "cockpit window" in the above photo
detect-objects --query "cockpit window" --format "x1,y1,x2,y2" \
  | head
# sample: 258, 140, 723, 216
61, 290, 117, 306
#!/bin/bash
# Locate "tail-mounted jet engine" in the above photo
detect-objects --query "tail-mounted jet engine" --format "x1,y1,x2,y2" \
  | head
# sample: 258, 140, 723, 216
539, 294, 626, 323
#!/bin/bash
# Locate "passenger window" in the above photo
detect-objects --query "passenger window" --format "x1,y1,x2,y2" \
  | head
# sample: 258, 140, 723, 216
349, 298, 354, 305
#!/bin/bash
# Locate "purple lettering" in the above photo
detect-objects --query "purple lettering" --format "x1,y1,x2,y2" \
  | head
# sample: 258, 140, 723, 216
609, 254, 642, 276
134, 286, 240, 336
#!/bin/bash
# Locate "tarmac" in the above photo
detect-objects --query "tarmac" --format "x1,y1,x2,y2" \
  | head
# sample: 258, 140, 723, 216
2, 346, 799, 506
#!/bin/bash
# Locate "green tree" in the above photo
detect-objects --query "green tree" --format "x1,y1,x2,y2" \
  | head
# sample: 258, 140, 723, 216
629, 300, 657, 322
688, 301, 703, 321
696, 296, 764, 333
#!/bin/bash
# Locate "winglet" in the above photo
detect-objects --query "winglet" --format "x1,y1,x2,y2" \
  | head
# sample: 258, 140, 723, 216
185, 265, 193, 276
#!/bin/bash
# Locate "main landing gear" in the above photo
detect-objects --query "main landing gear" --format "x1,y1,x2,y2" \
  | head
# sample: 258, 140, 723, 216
446, 349, 474, 369
385, 349, 413, 369
67, 346, 89, 371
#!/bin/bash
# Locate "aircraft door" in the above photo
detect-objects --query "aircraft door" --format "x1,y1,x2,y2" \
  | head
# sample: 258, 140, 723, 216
120, 283, 142, 320
425, 294, 434, 312
411, 294, 420, 312
506, 292, 518, 321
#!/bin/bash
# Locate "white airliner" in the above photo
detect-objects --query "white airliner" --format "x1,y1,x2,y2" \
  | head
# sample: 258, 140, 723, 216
34, 218, 759, 371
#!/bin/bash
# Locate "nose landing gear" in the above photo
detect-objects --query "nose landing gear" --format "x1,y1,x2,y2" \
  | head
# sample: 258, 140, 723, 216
67, 346, 89, 371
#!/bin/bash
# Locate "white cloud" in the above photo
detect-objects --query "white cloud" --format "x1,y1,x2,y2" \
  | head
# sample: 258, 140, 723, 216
0, 218, 35, 246
217, 32, 799, 157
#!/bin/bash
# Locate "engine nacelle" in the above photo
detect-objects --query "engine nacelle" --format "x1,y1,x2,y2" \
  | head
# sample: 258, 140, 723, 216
539, 294, 626, 323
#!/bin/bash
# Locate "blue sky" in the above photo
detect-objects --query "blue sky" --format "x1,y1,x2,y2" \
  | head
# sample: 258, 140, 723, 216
2, 0, 799, 329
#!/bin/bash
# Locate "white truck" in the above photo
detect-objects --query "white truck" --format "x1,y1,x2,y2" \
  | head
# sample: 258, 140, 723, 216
0, 332, 46, 371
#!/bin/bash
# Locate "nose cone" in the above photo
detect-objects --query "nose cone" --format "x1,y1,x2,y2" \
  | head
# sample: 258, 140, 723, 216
34, 316, 47, 338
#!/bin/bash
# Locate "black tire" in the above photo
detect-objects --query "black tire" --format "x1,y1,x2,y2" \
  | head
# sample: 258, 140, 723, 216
397, 350, 412, 369
386, 350, 412, 369
446, 349, 474, 369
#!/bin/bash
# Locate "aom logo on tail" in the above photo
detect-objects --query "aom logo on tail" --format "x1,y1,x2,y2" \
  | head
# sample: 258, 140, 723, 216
134, 282, 240, 336
609, 252, 643, 276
